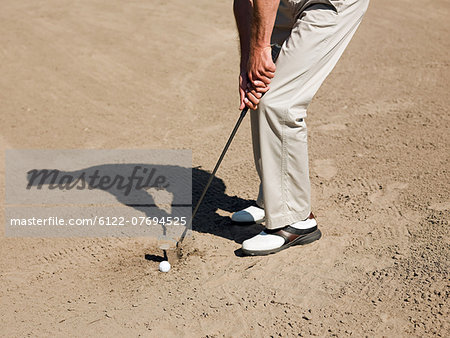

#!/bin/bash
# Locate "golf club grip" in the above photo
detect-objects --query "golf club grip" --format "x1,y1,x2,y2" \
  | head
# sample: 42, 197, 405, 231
178, 107, 249, 245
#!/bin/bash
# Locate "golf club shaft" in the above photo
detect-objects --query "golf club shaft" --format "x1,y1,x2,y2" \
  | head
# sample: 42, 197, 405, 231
177, 107, 249, 248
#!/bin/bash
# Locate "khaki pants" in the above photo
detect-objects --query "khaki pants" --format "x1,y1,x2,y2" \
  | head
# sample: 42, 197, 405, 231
251, 0, 369, 229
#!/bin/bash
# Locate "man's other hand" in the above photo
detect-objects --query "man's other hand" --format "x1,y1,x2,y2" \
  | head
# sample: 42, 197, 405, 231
240, 71, 270, 110
248, 46, 276, 90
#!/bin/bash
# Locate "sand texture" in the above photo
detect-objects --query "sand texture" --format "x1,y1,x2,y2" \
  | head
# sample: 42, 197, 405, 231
0, 0, 449, 336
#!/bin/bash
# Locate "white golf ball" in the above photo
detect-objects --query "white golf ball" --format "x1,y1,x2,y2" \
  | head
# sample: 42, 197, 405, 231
159, 261, 171, 272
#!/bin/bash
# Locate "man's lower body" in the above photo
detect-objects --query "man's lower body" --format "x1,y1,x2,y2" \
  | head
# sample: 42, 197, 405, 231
235, 0, 370, 255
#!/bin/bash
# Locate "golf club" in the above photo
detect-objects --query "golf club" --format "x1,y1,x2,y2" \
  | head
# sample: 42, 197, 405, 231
175, 107, 249, 258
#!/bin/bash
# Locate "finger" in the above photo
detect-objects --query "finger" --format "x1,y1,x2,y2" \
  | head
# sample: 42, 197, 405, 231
251, 72, 272, 84
261, 75, 272, 84
247, 83, 268, 96
249, 82, 268, 93
254, 85, 270, 93
267, 63, 276, 73
252, 77, 271, 87
249, 72, 270, 85
260, 67, 275, 77
252, 80, 268, 88
249, 90, 262, 99
244, 97, 253, 109
254, 67, 275, 79
246, 91, 260, 105
247, 72, 255, 84
239, 88, 246, 110
244, 97, 257, 110
246, 84, 260, 96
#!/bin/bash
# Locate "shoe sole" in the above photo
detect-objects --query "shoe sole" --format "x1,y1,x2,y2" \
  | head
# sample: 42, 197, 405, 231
241, 229, 322, 256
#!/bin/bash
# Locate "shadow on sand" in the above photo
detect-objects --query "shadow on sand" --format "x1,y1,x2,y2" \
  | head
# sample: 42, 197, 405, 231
26, 164, 263, 255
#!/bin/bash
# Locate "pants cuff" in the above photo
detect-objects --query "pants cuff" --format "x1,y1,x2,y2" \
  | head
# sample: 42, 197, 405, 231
265, 209, 311, 230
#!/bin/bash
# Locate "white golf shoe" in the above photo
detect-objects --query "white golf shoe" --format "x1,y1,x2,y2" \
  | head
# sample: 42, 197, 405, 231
241, 213, 321, 256
231, 205, 265, 224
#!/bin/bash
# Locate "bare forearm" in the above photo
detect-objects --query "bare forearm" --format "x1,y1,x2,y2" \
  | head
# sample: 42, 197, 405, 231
251, 0, 279, 50
234, 0, 253, 71
234, 0, 278, 110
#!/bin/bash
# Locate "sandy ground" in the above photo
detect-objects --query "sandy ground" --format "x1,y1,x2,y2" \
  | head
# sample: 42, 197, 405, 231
1, 0, 449, 336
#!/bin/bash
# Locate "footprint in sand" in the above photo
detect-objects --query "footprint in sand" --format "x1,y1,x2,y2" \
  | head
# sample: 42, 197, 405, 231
368, 182, 408, 207
313, 159, 338, 180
